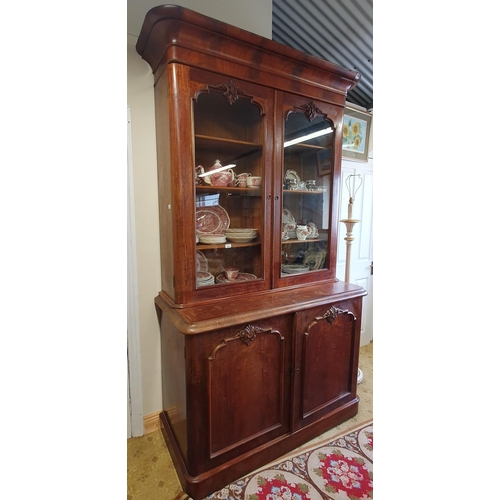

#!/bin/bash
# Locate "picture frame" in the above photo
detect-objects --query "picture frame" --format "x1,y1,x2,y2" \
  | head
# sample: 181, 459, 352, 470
342, 107, 372, 162
316, 148, 332, 176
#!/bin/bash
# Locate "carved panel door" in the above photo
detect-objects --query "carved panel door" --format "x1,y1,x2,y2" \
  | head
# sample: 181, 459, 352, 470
291, 299, 362, 431
186, 316, 293, 475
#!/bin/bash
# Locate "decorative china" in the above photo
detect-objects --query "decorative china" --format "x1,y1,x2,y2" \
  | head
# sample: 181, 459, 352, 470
196, 160, 235, 187
304, 248, 327, 270
196, 251, 208, 272
284, 170, 300, 190
225, 234, 257, 243
224, 228, 258, 243
215, 272, 257, 284
246, 174, 262, 188
236, 172, 250, 188
195, 204, 230, 234
224, 228, 258, 233
282, 207, 296, 232
281, 264, 309, 274
296, 224, 310, 241
306, 222, 319, 238
196, 271, 215, 286
223, 268, 239, 280
199, 234, 226, 244
285, 169, 300, 183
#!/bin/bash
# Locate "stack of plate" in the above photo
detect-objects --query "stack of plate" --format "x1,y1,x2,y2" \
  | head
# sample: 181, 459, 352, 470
199, 234, 226, 244
224, 228, 258, 243
196, 271, 215, 286
282, 264, 309, 274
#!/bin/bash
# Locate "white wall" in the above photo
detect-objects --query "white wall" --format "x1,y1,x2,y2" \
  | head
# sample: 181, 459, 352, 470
127, 0, 273, 39
127, 1, 273, 417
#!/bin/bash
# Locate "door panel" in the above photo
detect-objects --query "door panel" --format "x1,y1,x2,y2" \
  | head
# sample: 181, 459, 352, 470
293, 301, 361, 430
274, 93, 343, 288
187, 316, 293, 473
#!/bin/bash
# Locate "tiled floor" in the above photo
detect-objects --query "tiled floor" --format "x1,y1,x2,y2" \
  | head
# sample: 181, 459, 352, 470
127, 342, 373, 500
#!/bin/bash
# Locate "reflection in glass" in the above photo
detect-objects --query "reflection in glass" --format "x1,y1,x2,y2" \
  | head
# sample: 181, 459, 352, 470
281, 111, 333, 277
193, 89, 264, 289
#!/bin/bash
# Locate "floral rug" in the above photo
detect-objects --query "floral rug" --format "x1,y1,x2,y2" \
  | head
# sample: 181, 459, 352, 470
201, 420, 373, 500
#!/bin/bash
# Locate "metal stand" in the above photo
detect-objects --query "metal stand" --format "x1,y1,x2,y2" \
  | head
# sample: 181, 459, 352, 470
340, 174, 364, 384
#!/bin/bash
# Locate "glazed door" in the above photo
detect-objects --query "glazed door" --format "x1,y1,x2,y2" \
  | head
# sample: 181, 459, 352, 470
185, 316, 293, 475
273, 93, 343, 288
188, 69, 274, 302
292, 299, 361, 431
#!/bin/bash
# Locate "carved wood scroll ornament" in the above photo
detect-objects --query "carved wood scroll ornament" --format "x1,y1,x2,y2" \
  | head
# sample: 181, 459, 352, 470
305, 306, 356, 336
298, 101, 324, 122
214, 80, 249, 105
209, 324, 283, 360
285, 100, 337, 124
324, 306, 348, 324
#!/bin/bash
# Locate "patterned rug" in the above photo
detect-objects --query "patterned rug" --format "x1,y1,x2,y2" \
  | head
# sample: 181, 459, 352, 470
197, 420, 373, 500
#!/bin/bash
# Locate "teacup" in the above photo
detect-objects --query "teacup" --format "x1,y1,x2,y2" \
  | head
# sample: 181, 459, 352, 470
305, 179, 316, 190
236, 172, 250, 188
224, 268, 239, 280
246, 175, 262, 189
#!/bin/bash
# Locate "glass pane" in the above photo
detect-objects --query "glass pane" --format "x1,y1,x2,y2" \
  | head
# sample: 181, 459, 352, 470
281, 111, 332, 276
193, 90, 264, 288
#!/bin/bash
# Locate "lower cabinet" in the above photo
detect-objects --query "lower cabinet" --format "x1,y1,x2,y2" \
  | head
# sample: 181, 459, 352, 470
155, 288, 364, 499
292, 299, 361, 431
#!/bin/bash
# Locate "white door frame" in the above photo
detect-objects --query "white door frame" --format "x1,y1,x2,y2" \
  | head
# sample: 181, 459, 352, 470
337, 157, 373, 346
127, 106, 144, 437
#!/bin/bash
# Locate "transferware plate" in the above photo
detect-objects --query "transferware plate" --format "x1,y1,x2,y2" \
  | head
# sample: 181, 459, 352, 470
196, 204, 230, 234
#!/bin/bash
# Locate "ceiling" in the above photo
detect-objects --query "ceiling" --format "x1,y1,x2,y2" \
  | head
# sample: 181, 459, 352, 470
272, 0, 373, 111
128, 1, 373, 111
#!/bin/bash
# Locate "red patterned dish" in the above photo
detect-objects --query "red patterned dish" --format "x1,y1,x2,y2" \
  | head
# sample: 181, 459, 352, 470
196, 205, 230, 234
216, 273, 257, 284
196, 251, 208, 272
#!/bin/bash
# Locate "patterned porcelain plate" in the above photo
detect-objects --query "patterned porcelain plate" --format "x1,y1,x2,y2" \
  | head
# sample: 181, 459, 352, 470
196, 204, 230, 235
196, 251, 208, 272
282, 207, 296, 232
285, 169, 301, 183
196, 271, 212, 281
307, 222, 320, 238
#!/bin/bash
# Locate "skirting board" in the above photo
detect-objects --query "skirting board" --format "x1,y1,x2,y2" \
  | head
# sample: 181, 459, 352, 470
143, 411, 162, 435
144, 406, 182, 435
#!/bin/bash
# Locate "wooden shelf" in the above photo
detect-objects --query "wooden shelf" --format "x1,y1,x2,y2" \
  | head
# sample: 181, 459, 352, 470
282, 238, 323, 244
196, 241, 261, 249
283, 189, 326, 194
195, 134, 262, 159
196, 185, 262, 195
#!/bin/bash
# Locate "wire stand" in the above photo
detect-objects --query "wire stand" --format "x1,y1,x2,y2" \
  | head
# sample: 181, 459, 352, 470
340, 174, 363, 384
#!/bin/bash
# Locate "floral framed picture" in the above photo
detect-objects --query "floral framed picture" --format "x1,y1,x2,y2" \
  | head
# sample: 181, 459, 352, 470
342, 107, 372, 162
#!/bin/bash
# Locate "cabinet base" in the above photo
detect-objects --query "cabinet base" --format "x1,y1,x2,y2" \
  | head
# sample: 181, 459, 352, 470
160, 398, 359, 500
